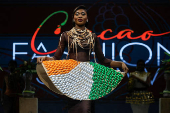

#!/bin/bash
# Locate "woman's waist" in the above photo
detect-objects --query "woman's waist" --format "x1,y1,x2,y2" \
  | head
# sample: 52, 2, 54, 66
69, 53, 91, 62
133, 88, 148, 91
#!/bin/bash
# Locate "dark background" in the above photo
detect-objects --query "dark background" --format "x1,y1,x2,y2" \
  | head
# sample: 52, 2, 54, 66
0, 0, 170, 113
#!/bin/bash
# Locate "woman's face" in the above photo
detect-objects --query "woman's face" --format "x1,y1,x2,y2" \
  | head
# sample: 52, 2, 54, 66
8, 63, 17, 73
73, 9, 88, 26
137, 62, 145, 71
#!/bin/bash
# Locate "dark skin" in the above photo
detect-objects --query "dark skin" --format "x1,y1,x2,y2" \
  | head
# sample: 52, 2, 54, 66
73, 9, 87, 30
131, 62, 150, 86
136, 62, 145, 72
37, 9, 129, 74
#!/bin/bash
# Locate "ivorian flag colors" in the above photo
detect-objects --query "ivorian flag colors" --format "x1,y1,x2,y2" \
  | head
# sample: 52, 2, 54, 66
36, 59, 125, 100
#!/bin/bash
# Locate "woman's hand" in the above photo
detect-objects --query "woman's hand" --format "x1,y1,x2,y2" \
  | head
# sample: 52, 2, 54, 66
121, 62, 129, 73
110, 61, 129, 74
37, 56, 54, 63
37, 56, 47, 63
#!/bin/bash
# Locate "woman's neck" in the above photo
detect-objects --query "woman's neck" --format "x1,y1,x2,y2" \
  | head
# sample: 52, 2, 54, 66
75, 25, 85, 30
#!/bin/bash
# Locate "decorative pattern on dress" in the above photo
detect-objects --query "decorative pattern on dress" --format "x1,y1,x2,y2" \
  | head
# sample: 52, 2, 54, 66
126, 71, 154, 104
126, 91, 154, 104
41, 59, 125, 100
66, 27, 95, 60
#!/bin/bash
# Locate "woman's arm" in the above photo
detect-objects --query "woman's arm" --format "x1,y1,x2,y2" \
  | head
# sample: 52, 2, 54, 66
110, 61, 129, 73
130, 72, 151, 87
53, 32, 67, 60
37, 32, 66, 63
94, 33, 128, 73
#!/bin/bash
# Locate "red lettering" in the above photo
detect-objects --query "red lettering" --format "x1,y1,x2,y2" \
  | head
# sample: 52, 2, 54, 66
126, 30, 153, 41
97, 29, 170, 41
151, 31, 170, 37
31, 27, 57, 55
116, 29, 133, 39
31, 27, 170, 55
97, 29, 116, 40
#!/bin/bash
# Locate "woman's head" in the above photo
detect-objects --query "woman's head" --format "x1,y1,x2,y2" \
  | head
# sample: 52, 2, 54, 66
72, 5, 88, 27
8, 60, 17, 72
136, 59, 145, 72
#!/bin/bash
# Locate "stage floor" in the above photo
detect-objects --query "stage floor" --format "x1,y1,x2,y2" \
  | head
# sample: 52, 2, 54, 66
0, 99, 158, 113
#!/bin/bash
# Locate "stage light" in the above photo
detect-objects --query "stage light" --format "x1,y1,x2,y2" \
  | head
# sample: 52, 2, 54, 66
112, 43, 115, 60
103, 42, 105, 56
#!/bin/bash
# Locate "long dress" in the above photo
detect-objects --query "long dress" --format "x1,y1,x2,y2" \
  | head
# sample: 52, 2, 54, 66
53, 28, 112, 113
126, 71, 154, 113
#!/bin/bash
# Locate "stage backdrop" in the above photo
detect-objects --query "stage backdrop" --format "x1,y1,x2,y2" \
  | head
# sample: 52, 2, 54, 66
0, 0, 170, 100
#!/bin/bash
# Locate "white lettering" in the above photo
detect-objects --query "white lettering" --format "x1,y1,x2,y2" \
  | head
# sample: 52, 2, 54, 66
31, 42, 50, 60
157, 42, 170, 66
13, 43, 28, 60
119, 42, 152, 66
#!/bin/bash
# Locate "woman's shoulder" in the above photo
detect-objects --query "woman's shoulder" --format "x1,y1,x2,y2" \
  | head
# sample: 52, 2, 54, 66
92, 32, 96, 35
61, 31, 69, 35
59, 31, 69, 38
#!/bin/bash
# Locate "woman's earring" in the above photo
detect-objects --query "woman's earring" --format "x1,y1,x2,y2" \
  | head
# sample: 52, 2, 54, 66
87, 20, 88, 22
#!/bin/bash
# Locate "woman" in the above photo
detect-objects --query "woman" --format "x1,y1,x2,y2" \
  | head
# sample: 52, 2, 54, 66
126, 59, 154, 113
37, 5, 128, 113
1, 60, 24, 113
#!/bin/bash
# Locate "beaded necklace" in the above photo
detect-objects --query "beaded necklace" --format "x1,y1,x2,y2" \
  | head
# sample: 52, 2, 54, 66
67, 27, 95, 61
